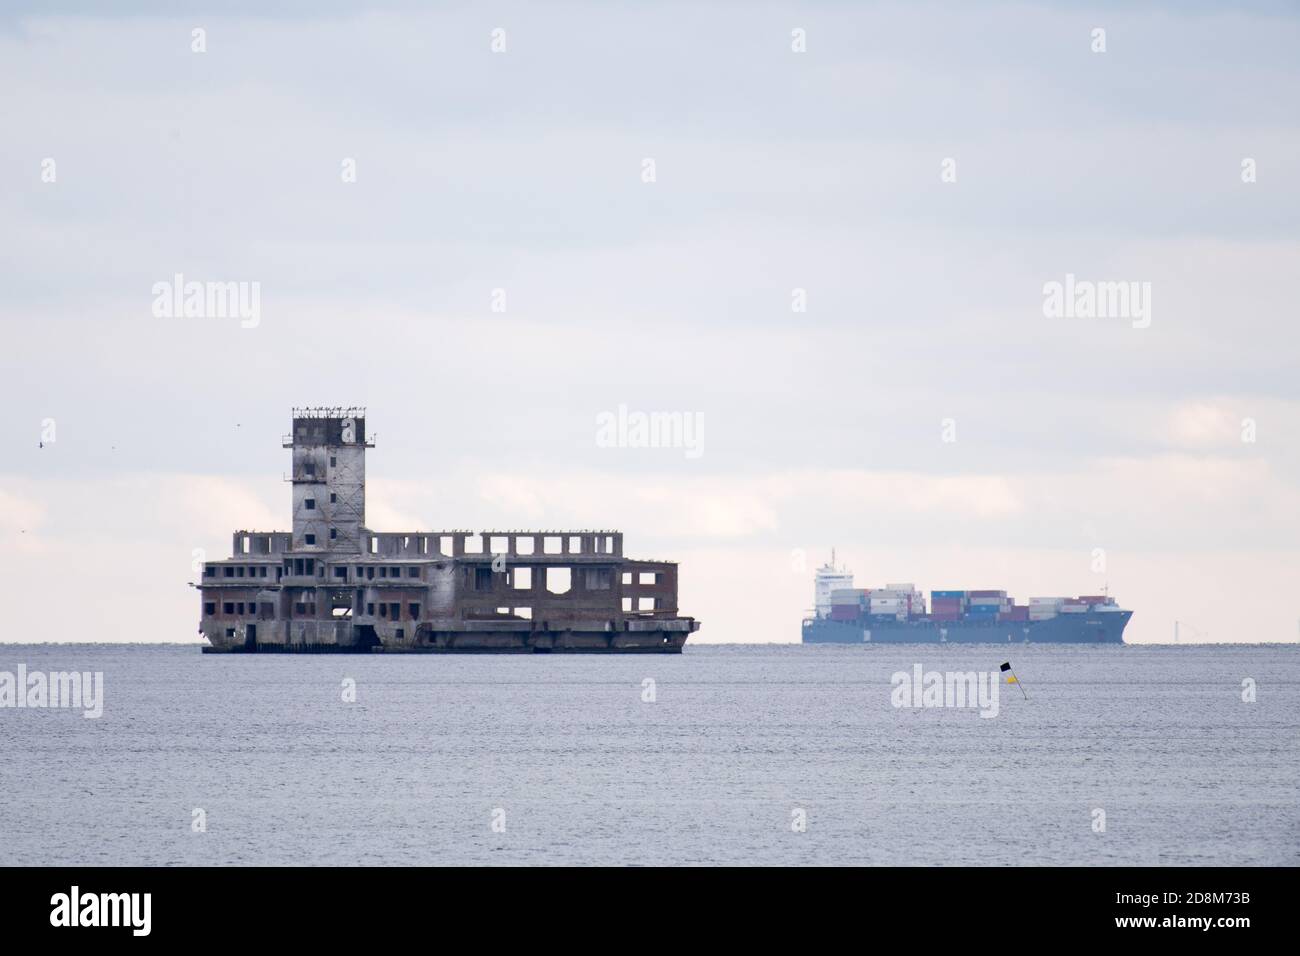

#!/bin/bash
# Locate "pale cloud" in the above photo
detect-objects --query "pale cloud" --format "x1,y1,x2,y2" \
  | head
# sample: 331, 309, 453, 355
0, 485, 46, 532
1168, 402, 1242, 447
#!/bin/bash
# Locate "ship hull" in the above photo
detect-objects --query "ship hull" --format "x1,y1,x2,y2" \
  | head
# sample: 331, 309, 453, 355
202, 619, 697, 654
802, 611, 1131, 644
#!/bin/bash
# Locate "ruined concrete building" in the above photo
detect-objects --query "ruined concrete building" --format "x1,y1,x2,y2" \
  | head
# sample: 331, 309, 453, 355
198, 409, 700, 653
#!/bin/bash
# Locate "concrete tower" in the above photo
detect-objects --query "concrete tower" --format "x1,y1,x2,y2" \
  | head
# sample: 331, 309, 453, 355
284, 407, 371, 554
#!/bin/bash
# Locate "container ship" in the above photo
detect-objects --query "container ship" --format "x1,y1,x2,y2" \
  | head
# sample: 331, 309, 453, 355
196, 408, 700, 653
801, 555, 1130, 644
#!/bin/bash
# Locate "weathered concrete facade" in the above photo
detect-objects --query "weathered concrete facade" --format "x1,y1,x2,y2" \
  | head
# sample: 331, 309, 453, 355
198, 408, 699, 653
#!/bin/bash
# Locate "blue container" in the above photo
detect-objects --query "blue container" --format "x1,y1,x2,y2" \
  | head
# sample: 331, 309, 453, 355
966, 604, 998, 615
931, 590, 966, 598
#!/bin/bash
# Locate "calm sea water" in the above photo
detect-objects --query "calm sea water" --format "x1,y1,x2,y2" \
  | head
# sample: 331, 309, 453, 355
1, 643, 1297, 866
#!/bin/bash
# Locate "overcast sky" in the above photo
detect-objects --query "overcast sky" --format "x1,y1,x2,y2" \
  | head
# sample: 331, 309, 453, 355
2, 1, 1298, 644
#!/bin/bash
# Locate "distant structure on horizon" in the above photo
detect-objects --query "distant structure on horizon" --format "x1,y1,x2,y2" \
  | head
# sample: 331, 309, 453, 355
197, 408, 700, 653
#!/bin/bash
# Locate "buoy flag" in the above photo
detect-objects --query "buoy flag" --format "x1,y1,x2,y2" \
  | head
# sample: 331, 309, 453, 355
1000, 661, 1027, 698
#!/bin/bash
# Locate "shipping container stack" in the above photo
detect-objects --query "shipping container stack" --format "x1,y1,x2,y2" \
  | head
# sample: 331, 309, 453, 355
870, 583, 924, 621
828, 588, 869, 622
1027, 597, 1066, 620
929, 590, 966, 622
965, 589, 1010, 623
831, 585, 1114, 626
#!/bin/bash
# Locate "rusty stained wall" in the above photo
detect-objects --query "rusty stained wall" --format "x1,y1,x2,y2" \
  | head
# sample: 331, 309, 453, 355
453, 559, 618, 622
201, 534, 678, 646
452, 557, 680, 622
202, 554, 680, 630
620, 561, 679, 615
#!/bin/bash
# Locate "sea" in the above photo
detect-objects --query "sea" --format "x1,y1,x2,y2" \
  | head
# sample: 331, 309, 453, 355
1, 643, 1297, 866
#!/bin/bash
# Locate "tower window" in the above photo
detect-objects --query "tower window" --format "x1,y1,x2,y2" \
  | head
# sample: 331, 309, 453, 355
330, 528, 337, 539
330, 456, 336, 467
330, 493, 337, 503
304, 463, 315, 476
305, 499, 316, 510
305, 534, 316, 545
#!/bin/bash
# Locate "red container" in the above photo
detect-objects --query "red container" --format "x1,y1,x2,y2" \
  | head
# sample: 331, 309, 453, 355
1078, 595, 1106, 603
931, 611, 960, 622
830, 605, 860, 622
969, 590, 1007, 598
